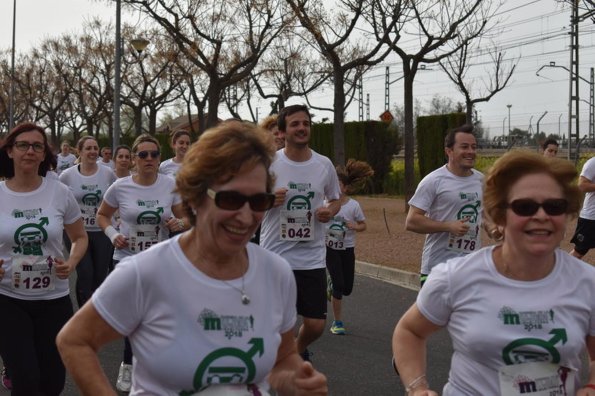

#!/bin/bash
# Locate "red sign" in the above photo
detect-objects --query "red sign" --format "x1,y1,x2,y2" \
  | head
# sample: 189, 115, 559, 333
380, 110, 394, 123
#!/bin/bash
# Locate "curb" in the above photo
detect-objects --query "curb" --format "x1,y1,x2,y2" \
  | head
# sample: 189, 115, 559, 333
355, 260, 420, 291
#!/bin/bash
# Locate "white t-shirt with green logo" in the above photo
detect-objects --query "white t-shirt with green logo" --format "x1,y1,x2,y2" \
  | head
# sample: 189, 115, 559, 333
59, 165, 117, 232
102, 174, 181, 261
260, 150, 341, 270
0, 177, 81, 300
325, 198, 365, 249
418, 246, 595, 395
55, 153, 77, 175
159, 158, 182, 178
408, 165, 484, 274
92, 238, 296, 395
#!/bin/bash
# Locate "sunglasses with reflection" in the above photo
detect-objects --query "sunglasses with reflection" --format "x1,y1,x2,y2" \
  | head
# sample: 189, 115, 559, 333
207, 188, 275, 212
504, 198, 568, 217
135, 150, 160, 159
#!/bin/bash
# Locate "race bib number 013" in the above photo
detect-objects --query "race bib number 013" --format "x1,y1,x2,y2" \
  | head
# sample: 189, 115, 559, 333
325, 228, 346, 250
11, 255, 56, 293
280, 209, 314, 241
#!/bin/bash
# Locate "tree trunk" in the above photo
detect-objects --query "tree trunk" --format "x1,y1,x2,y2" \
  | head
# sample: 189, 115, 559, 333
403, 73, 415, 206
148, 108, 157, 135
333, 70, 346, 166
134, 107, 143, 136
466, 101, 473, 124
206, 86, 221, 129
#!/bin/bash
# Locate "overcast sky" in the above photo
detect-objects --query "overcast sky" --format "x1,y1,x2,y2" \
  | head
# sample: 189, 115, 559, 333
1, 0, 594, 139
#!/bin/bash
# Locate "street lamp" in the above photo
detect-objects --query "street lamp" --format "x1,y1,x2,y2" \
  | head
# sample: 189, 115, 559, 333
8, 0, 16, 131
113, 0, 122, 150
130, 38, 150, 55
507, 104, 512, 146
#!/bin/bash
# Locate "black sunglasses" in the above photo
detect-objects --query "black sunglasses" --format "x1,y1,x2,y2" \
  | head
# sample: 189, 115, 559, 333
136, 150, 160, 159
505, 198, 568, 217
207, 188, 275, 212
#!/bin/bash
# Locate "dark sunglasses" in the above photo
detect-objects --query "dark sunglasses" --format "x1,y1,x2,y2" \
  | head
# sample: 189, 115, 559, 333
207, 188, 275, 212
505, 198, 568, 217
13, 141, 45, 153
136, 150, 160, 159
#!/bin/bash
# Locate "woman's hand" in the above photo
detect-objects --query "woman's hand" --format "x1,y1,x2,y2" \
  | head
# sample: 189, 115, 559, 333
166, 217, 186, 233
54, 257, 75, 279
292, 361, 328, 395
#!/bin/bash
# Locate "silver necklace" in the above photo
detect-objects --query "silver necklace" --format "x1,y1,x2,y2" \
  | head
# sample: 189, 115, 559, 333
222, 272, 250, 305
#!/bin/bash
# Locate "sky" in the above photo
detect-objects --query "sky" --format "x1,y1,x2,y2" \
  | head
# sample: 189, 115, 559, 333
1, 0, 594, 140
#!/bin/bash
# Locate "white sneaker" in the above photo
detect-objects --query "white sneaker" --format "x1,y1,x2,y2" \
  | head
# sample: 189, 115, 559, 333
116, 362, 132, 392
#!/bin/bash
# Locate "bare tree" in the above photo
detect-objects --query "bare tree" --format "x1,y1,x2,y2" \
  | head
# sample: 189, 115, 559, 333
286, 0, 401, 165
122, 0, 286, 132
439, 41, 517, 124
372, 0, 499, 202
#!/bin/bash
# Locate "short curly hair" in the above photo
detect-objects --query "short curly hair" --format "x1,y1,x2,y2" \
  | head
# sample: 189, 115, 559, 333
484, 150, 581, 226
175, 120, 275, 223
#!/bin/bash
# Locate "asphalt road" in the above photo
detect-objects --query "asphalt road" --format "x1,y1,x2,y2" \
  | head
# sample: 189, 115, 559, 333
1, 274, 453, 395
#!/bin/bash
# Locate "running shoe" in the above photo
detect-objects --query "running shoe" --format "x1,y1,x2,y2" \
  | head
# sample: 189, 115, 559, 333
116, 362, 132, 392
330, 320, 346, 335
1, 367, 11, 390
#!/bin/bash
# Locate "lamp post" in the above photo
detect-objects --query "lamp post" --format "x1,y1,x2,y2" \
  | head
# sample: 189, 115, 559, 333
559, 113, 563, 137
8, 0, 16, 131
507, 104, 512, 146
113, 0, 122, 150
130, 38, 150, 55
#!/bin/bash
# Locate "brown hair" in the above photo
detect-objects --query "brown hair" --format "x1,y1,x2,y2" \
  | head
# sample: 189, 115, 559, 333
131, 134, 160, 154
176, 120, 275, 223
170, 130, 191, 146
444, 124, 475, 149
484, 150, 581, 226
277, 105, 311, 132
336, 159, 374, 194
0, 122, 56, 177
76, 136, 97, 152
259, 115, 278, 131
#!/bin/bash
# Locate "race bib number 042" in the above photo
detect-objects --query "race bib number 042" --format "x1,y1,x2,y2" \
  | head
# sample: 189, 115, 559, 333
280, 209, 314, 241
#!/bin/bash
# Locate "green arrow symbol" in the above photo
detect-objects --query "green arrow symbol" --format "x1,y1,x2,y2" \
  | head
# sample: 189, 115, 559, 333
548, 328, 567, 346
247, 338, 264, 358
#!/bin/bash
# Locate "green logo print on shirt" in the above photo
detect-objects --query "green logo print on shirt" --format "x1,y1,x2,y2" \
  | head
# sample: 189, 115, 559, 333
179, 338, 264, 396
13, 217, 49, 256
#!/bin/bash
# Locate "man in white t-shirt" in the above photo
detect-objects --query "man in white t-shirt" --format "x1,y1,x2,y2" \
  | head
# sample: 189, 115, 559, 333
260, 104, 341, 361
406, 125, 486, 287
97, 147, 115, 170
570, 156, 595, 259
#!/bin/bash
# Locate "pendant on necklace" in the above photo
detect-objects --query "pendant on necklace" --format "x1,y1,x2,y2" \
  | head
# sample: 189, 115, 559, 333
241, 293, 251, 305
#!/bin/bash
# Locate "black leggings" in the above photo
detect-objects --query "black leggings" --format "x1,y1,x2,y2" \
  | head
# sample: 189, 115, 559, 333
76, 231, 113, 308
0, 294, 73, 396
326, 247, 355, 300
112, 259, 133, 365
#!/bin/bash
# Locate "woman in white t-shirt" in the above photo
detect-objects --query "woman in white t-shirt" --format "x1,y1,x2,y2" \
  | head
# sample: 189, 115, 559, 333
159, 129, 191, 178
59, 136, 116, 308
0, 122, 87, 395
55, 141, 77, 175
58, 121, 327, 395
93, 134, 187, 392
114, 145, 132, 179
393, 151, 595, 396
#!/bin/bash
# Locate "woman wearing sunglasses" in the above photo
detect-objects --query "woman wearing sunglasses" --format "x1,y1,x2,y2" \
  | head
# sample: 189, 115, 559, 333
0, 122, 87, 395
93, 134, 187, 392
392, 150, 595, 396
58, 121, 327, 395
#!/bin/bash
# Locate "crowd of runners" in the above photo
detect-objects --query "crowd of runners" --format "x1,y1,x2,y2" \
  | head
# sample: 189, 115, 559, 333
1, 105, 595, 395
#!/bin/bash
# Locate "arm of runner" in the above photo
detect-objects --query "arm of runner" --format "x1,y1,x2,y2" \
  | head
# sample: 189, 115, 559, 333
346, 220, 366, 232
166, 203, 189, 232
97, 202, 128, 249
56, 301, 122, 396
316, 199, 340, 223
269, 330, 328, 395
392, 303, 441, 396
57, 218, 88, 279
578, 335, 595, 395
406, 205, 469, 236
578, 176, 595, 193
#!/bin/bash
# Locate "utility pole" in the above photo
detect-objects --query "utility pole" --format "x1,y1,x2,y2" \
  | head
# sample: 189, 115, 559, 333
568, 0, 580, 162
8, 0, 16, 131
537, 111, 548, 137
366, 93, 370, 121
385, 67, 389, 111
113, 0, 122, 150
358, 76, 363, 122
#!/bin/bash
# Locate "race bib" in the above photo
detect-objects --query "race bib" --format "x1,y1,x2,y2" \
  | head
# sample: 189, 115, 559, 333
447, 224, 479, 253
280, 209, 314, 241
326, 227, 346, 250
81, 204, 97, 227
11, 255, 56, 293
129, 223, 161, 252
498, 362, 575, 396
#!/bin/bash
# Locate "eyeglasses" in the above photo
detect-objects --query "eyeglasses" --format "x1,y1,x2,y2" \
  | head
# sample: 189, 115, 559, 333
505, 198, 568, 217
207, 188, 275, 212
136, 150, 160, 159
13, 141, 45, 153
